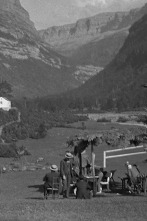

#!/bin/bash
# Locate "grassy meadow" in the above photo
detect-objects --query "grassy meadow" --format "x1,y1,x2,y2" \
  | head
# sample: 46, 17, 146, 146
0, 120, 147, 221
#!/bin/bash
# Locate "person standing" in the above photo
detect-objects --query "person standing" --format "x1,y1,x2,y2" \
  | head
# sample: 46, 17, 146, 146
60, 152, 73, 198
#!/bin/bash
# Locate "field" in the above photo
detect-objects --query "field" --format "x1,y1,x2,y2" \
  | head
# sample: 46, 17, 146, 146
0, 120, 147, 221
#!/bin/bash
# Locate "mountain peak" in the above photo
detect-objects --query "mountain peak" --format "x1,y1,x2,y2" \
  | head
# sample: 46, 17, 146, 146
0, 0, 23, 13
0, 0, 33, 27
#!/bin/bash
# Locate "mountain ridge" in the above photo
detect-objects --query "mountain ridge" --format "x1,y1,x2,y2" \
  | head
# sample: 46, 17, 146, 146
72, 12, 147, 110
39, 3, 147, 67
0, 0, 81, 98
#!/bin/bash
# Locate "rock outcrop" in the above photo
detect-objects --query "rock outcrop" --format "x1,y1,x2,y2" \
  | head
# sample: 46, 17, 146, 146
39, 3, 147, 67
0, 0, 37, 37
39, 4, 147, 46
0, 0, 81, 98
70, 12, 147, 110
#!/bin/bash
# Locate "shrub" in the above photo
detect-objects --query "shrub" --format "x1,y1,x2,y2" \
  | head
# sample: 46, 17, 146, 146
97, 118, 111, 122
136, 115, 147, 124
0, 143, 18, 158
117, 117, 128, 122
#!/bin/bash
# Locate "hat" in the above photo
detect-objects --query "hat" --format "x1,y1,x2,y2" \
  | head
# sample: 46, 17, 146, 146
65, 152, 73, 159
79, 175, 84, 180
50, 164, 58, 171
125, 161, 130, 166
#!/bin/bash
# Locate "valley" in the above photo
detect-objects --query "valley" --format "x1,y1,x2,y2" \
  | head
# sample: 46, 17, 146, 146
0, 1, 147, 221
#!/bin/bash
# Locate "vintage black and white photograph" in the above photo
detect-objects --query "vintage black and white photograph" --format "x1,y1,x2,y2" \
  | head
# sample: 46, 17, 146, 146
0, 0, 147, 220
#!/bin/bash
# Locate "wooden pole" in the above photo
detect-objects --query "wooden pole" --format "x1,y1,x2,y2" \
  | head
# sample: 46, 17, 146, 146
91, 143, 95, 176
79, 152, 82, 176
91, 142, 96, 196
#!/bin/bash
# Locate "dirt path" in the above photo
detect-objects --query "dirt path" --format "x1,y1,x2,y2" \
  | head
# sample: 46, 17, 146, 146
118, 122, 147, 128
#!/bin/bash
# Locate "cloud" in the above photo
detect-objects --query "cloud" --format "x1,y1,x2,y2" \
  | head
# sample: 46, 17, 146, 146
74, 0, 106, 7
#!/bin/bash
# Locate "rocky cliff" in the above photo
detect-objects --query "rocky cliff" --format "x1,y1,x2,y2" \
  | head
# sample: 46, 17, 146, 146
0, 0, 37, 37
39, 11, 128, 47
0, 0, 81, 98
73, 12, 147, 110
39, 3, 147, 67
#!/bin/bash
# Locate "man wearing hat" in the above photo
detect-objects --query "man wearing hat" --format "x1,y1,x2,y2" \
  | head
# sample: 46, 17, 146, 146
75, 175, 92, 199
60, 152, 73, 198
43, 164, 60, 198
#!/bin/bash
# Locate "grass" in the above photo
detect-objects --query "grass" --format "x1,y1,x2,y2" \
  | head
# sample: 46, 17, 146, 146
0, 120, 147, 221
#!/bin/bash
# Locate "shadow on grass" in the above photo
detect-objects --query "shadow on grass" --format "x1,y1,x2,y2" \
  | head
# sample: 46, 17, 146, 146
28, 184, 44, 193
104, 181, 146, 197
25, 196, 44, 200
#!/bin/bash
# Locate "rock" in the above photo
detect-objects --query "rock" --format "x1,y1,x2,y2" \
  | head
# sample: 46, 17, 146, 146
0, 0, 35, 30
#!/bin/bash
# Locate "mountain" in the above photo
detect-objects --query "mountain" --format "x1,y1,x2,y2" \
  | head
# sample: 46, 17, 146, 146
40, 11, 147, 111
0, 0, 80, 98
39, 3, 147, 67
20, 0, 147, 30
71, 12, 147, 110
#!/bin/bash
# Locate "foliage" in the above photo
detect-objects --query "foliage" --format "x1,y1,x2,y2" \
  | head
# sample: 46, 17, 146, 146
1, 122, 28, 142
97, 118, 111, 122
136, 115, 147, 124
0, 109, 18, 126
0, 143, 18, 158
29, 122, 47, 139
117, 117, 128, 122
35, 14, 147, 112
67, 126, 147, 153
0, 80, 12, 97
1, 99, 88, 142
0, 143, 30, 158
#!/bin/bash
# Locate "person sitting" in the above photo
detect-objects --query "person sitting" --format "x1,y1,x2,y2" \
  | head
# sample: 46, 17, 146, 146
125, 161, 141, 192
100, 170, 112, 191
75, 175, 92, 199
86, 165, 103, 193
43, 164, 60, 199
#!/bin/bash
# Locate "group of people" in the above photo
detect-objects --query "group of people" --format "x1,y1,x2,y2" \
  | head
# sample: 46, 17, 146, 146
43, 150, 105, 199
43, 157, 145, 198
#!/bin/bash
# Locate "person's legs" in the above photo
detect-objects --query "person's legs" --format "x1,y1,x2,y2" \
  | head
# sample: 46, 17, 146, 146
44, 184, 47, 198
44, 183, 50, 199
66, 175, 71, 198
62, 178, 67, 198
97, 172, 103, 192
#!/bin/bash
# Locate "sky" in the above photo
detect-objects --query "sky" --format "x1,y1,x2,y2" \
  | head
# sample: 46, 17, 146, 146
20, 0, 147, 30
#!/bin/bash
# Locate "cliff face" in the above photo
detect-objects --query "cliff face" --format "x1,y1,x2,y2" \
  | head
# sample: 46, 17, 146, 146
0, 0, 28, 18
39, 3, 147, 67
0, 0, 37, 38
39, 12, 127, 46
39, 4, 147, 45
0, 0, 80, 98
74, 13, 147, 110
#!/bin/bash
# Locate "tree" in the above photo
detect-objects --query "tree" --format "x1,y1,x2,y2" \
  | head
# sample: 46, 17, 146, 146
0, 80, 12, 97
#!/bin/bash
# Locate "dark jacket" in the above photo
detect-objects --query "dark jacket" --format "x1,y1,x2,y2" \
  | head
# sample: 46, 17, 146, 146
43, 171, 60, 188
75, 179, 91, 199
60, 158, 73, 178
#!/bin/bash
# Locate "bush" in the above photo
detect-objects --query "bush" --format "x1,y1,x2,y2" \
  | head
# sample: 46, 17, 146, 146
1, 122, 28, 142
117, 117, 128, 122
136, 115, 147, 124
97, 118, 111, 122
0, 143, 18, 158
